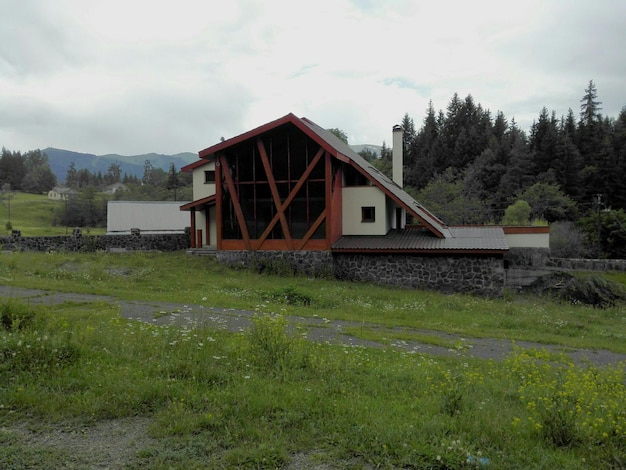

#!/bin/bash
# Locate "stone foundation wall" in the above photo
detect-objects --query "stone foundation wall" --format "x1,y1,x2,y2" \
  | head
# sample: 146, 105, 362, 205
0, 229, 190, 252
218, 250, 505, 296
545, 257, 626, 272
505, 247, 626, 272
334, 253, 505, 297
216, 250, 333, 277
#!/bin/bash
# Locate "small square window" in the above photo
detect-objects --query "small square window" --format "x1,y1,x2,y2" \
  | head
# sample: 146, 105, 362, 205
361, 206, 375, 223
204, 170, 215, 183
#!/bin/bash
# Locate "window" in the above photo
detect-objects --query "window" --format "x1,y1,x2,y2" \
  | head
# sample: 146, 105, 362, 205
204, 170, 215, 183
361, 206, 375, 223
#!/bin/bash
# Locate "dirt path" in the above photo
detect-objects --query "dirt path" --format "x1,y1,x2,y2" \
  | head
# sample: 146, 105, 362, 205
1, 285, 625, 367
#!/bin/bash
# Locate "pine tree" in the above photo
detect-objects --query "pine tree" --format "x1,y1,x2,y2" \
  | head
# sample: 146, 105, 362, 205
66, 162, 78, 188
580, 80, 602, 125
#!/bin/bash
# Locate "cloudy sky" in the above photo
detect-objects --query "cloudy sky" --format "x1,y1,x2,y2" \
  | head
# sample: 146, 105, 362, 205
1, 0, 625, 156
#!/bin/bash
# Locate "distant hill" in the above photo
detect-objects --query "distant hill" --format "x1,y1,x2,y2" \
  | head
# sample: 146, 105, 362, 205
350, 144, 382, 158
44, 146, 378, 183
43, 148, 198, 183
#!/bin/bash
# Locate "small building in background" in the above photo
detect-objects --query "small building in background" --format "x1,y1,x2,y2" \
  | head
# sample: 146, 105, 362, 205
107, 201, 190, 234
48, 186, 77, 201
103, 182, 129, 195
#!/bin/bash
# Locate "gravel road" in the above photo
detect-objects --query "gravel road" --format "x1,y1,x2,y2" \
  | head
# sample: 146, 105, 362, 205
1, 285, 624, 367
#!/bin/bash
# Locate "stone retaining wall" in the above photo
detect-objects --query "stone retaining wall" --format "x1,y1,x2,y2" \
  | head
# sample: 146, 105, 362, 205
334, 253, 505, 297
0, 229, 190, 253
217, 250, 505, 296
505, 247, 626, 272
216, 250, 333, 277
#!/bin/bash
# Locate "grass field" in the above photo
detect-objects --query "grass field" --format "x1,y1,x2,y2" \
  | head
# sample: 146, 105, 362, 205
0, 192, 106, 236
0, 252, 625, 468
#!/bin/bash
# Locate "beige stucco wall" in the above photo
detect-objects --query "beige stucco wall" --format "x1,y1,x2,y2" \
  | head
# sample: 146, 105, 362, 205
342, 186, 388, 235
196, 206, 217, 246
192, 161, 216, 200
505, 232, 550, 248
195, 206, 217, 247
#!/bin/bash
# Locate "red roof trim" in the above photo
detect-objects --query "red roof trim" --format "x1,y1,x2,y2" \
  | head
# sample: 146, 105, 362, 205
503, 226, 550, 234
199, 113, 300, 158
179, 195, 216, 211
181, 159, 213, 173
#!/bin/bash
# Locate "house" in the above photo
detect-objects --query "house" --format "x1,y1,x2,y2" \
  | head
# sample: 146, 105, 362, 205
107, 201, 190, 234
48, 186, 77, 201
103, 182, 129, 195
181, 113, 548, 295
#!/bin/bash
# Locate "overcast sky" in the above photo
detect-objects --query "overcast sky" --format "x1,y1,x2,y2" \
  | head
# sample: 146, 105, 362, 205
1, 0, 625, 156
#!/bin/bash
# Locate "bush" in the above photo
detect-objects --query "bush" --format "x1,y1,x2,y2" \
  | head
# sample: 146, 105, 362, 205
0, 301, 38, 331
247, 314, 310, 376
261, 286, 312, 306
558, 274, 626, 308
550, 221, 590, 258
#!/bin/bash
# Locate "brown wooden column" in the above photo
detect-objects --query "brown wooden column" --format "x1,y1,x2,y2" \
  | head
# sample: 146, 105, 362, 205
215, 157, 222, 250
190, 207, 196, 248
205, 208, 211, 245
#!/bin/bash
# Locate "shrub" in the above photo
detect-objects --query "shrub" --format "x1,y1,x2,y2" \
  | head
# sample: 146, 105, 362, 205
261, 286, 312, 306
550, 221, 590, 258
247, 314, 309, 375
0, 301, 38, 331
558, 274, 626, 308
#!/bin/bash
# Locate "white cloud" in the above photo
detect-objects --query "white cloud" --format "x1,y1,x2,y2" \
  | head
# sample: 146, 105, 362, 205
0, 0, 624, 155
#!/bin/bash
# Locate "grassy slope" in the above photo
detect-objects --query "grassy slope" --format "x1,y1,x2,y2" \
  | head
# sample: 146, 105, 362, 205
0, 192, 105, 236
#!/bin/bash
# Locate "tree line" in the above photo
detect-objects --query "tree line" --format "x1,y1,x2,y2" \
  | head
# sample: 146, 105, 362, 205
0, 148, 192, 229
0, 148, 57, 194
56, 160, 192, 228
369, 80, 626, 258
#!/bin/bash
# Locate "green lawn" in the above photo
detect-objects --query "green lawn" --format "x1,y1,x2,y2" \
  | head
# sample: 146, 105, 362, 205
0, 192, 105, 236
0, 253, 624, 469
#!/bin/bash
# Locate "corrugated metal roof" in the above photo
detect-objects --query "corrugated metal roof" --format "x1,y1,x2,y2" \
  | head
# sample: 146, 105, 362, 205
332, 227, 508, 252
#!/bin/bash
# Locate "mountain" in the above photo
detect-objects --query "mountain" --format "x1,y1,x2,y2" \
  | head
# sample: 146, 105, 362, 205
43, 148, 198, 183
350, 144, 382, 158
44, 145, 379, 184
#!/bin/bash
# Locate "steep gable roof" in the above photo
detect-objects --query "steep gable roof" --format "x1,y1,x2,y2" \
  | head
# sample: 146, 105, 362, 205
197, 113, 449, 238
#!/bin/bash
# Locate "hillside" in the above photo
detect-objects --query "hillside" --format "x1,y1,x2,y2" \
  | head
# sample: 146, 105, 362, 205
44, 148, 198, 183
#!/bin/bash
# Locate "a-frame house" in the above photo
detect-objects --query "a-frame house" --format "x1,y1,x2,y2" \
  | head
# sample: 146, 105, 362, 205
180, 113, 497, 251
180, 113, 537, 295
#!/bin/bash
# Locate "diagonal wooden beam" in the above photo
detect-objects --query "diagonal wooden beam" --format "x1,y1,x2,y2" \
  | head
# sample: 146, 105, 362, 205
256, 138, 293, 249
296, 209, 326, 250
256, 147, 324, 246
220, 155, 251, 250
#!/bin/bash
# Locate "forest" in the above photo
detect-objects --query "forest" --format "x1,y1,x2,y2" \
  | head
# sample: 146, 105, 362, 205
368, 80, 626, 259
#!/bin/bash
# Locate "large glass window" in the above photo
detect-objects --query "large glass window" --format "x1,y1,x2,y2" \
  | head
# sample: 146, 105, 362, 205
220, 123, 326, 241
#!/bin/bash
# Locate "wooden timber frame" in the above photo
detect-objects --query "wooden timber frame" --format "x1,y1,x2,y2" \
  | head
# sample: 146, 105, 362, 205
215, 121, 341, 251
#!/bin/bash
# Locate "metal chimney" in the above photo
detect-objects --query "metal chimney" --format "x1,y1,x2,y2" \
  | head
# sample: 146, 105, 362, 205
392, 125, 403, 187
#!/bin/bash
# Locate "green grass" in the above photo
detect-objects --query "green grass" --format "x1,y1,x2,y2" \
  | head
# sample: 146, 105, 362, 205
0, 292, 624, 468
1, 251, 625, 354
0, 192, 105, 236
0, 253, 625, 468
